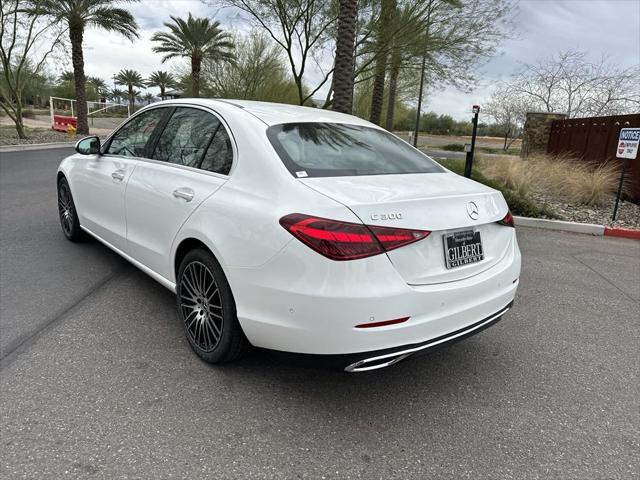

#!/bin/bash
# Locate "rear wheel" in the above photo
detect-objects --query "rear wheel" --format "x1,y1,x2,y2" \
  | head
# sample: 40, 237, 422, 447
57, 177, 84, 241
176, 249, 250, 363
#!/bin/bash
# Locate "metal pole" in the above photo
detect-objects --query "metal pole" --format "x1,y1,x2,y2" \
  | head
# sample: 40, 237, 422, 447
464, 110, 479, 178
612, 157, 629, 222
49, 96, 54, 127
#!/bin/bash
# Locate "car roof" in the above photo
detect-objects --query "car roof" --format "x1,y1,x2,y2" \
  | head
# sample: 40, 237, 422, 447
154, 98, 376, 128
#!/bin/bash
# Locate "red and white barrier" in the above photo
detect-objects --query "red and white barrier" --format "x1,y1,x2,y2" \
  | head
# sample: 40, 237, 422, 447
52, 115, 77, 132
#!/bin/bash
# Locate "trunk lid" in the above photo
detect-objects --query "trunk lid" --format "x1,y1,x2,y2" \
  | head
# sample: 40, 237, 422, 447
300, 172, 513, 285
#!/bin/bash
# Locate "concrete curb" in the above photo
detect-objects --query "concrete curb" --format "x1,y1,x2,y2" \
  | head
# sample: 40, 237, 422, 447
514, 216, 639, 240
514, 216, 605, 235
603, 226, 640, 240
0, 142, 75, 153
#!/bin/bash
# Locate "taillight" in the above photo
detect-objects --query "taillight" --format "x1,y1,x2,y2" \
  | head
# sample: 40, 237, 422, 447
497, 210, 515, 228
279, 213, 430, 261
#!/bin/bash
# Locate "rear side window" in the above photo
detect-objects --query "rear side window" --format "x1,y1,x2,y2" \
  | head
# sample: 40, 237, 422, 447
106, 108, 166, 157
152, 107, 220, 168
200, 127, 233, 175
267, 123, 444, 177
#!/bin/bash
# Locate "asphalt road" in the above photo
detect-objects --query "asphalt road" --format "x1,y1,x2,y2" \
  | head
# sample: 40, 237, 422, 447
1, 147, 639, 479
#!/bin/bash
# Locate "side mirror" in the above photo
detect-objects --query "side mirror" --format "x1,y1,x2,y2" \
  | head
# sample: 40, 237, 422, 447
75, 136, 101, 155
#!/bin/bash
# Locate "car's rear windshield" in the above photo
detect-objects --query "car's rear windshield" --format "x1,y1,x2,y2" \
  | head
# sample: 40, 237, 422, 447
266, 122, 445, 178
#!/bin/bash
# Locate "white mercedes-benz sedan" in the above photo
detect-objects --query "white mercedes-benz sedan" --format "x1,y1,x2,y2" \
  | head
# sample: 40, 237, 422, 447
57, 99, 521, 372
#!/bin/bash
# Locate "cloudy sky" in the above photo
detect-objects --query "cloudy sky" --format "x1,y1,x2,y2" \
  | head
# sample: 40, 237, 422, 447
75, 0, 640, 120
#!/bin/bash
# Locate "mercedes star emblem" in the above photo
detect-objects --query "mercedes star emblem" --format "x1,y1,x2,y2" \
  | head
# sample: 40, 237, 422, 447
467, 201, 479, 220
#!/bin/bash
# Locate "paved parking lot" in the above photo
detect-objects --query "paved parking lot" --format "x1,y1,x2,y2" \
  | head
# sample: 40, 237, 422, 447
1, 148, 639, 479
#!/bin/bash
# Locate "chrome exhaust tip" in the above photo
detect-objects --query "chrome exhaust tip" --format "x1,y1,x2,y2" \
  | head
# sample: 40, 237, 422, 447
344, 352, 412, 372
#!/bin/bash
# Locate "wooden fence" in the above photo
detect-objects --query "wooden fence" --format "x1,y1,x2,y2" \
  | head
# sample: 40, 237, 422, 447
547, 113, 640, 202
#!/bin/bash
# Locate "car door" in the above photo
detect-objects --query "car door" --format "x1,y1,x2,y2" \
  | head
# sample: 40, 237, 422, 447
124, 106, 235, 280
72, 107, 168, 251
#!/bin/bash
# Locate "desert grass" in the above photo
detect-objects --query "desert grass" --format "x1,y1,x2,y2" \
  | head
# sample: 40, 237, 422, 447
478, 154, 621, 206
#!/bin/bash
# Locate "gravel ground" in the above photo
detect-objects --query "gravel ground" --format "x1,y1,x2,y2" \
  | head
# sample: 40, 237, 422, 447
528, 190, 640, 228
0, 127, 78, 146
0, 126, 112, 146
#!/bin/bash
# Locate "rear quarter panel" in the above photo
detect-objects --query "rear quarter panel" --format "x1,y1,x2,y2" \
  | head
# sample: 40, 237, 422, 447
168, 108, 360, 283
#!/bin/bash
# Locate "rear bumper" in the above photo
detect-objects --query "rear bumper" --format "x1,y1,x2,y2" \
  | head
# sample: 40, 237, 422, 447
265, 302, 512, 372
342, 302, 511, 371
225, 231, 521, 356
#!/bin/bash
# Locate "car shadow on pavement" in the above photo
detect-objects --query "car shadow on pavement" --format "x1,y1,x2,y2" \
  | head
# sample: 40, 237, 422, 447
109, 255, 513, 427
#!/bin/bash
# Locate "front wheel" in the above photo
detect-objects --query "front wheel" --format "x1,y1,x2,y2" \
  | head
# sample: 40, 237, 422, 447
176, 249, 250, 364
57, 177, 84, 241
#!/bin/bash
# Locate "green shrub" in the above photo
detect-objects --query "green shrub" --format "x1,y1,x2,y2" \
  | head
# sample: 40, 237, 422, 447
440, 143, 465, 152
22, 109, 36, 119
477, 146, 521, 156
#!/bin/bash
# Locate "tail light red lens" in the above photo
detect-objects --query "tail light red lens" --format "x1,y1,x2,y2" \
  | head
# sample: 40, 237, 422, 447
497, 210, 515, 228
279, 213, 430, 261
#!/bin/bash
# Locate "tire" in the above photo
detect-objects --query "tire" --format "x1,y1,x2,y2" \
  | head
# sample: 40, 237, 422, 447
176, 249, 250, 364
57, 177, 84, 242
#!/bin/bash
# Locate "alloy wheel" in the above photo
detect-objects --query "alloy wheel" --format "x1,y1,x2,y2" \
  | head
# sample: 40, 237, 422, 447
58, 182, 74, 235
179, 261, 224, 352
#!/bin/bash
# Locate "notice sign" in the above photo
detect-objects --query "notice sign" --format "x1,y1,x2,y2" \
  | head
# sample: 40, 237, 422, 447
616, 128, 640, 159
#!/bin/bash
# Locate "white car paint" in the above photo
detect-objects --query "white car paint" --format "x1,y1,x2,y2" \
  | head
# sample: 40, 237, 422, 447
58, 99, 521, 370
71, 154, 136, 252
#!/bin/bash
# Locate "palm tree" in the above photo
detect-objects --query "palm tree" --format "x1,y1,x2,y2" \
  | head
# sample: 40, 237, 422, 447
332, 0, 358, 114
56, 71, 75, 100
59, 70, 75, 84
87, 76, 107, 102
384, 5, 424, 130
114, 69, 145, 113
39, 1, 139, 135
151, 14, 235, 98
143, 92, 154, 104
369, 0, 397, 125
109, 88, 126, 104
146, 71, 176, 100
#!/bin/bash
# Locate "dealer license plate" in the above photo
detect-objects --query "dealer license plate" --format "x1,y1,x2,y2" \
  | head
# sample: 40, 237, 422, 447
443, 230, 484, 269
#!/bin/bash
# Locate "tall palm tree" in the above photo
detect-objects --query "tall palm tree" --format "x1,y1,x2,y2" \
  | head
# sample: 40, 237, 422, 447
57, 71, 75, 99
151, 14, 235, 98
39, 1, 139, 135
114, 69, 145, 113
146, 71, 176, 100
332, 0, 358, 114
369, 0, 397, 125
109, 88, 126, 104
59, 70, 75, 84
87, 76, 107, 102
384, 5, 425, 130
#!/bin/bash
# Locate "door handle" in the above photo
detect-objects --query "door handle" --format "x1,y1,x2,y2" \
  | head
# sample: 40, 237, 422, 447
111, 170, 125, 182
173, 187, 195, 202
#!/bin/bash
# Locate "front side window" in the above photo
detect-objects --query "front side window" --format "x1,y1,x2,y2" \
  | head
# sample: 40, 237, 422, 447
267, 122, 445, 177
152, 108, 221, 168
106, 108, 166, 157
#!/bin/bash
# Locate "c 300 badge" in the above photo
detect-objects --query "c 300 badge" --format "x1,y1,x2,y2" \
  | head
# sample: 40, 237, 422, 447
370, 212, 403, 221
